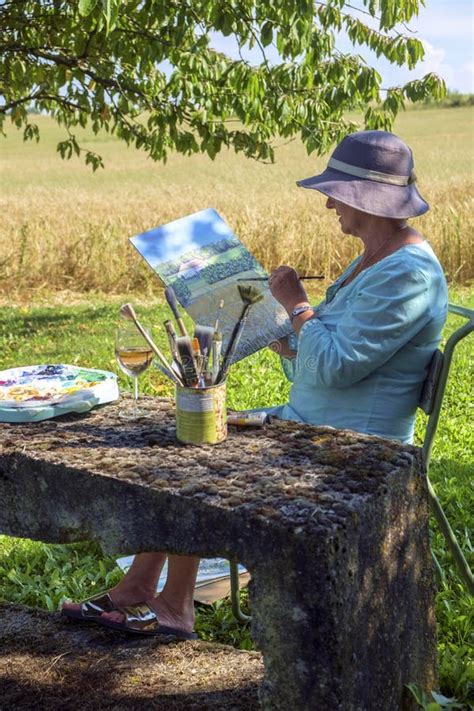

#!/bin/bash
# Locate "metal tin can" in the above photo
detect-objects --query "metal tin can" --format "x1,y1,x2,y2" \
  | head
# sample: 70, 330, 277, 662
175, 381, 227, 445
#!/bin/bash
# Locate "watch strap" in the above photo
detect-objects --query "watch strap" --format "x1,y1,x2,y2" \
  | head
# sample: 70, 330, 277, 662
290, 305, 313, 321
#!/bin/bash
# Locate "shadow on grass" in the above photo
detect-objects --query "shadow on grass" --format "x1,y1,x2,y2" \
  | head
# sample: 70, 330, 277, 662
0, 307, 115, 339
0, 603, 261, 710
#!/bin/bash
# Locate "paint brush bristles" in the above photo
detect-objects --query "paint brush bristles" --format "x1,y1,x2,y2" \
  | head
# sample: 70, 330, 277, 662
237, 284, 265, 305
176, 336, 199, 386
194, 325, 214, 357
119, 303, 183, 386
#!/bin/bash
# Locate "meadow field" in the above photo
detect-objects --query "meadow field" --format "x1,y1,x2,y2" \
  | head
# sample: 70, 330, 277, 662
1, 106, 473, 297
0, 107, 473, 707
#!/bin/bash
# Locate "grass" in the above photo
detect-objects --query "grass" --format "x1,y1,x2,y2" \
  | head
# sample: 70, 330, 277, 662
0, 103, 473, 707
0, 288, 472, 705
0, 107, 473, 295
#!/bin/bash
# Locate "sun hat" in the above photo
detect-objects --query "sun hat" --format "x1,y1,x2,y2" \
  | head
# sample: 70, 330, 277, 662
296, 130, 429, 219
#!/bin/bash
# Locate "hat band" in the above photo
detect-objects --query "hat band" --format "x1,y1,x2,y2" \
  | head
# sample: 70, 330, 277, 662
328, 157, 412, 186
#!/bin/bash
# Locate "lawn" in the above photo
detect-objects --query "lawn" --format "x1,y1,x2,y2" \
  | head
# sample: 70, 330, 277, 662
0, 287, 472, 706
0, 103, 473, 708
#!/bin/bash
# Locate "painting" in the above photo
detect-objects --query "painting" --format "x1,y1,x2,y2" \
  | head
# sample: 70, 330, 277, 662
130, 208, 292, 362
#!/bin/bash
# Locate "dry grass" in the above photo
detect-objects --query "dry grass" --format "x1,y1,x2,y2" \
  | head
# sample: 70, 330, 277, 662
1, 107, 473, 295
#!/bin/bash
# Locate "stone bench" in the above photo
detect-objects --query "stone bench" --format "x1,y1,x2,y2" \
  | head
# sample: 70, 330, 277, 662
0, 398, 436, 710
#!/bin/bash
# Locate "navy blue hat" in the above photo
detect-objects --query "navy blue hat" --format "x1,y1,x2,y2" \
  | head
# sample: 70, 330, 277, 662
297, 130, 429, 219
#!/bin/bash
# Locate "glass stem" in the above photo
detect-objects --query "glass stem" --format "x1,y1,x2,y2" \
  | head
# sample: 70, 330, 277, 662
133, 376, 139, 403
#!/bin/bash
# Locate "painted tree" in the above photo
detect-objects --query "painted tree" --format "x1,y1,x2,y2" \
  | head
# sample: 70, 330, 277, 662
1, 0, 445, 169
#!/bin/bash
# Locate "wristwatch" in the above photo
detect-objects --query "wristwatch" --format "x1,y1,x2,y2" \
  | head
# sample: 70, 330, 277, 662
290, 305, 313, 321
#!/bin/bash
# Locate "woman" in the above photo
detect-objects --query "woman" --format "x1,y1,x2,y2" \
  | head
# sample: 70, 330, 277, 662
266, 129, 448, 444
62, 130, 447, 636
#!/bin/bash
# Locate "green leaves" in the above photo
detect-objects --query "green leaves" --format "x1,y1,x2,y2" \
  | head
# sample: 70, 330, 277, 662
78, 0, 98, 17
0, 0, 444, 168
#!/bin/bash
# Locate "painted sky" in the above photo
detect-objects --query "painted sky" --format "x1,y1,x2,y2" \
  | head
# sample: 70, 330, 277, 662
130, 208, 236, 267
209, 0, 474, 93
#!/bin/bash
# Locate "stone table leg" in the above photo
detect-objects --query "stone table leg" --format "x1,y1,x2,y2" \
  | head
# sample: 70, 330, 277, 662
247, 474, 437, 710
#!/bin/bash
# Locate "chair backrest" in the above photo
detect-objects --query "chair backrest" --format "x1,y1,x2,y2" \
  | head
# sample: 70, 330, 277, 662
420, 303, 474, 466
417, 302, 474, 594
418, 349, 444, 416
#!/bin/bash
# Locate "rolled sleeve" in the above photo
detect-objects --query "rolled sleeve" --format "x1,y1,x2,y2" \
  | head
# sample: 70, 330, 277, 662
295, 267, 432, 389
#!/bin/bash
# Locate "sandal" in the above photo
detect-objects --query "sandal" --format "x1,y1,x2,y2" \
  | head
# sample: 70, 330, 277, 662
61, 590, 116, 622
97, 602, 197, 640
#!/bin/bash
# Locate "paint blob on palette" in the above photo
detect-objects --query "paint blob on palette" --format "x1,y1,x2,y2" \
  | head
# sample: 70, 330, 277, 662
0, 364, 119, 422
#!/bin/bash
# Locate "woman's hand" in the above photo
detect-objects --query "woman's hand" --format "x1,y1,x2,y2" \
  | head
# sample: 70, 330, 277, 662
268, 266, 309, 313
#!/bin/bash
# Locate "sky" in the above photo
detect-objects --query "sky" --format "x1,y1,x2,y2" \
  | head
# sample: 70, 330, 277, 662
210, 0, 474, 93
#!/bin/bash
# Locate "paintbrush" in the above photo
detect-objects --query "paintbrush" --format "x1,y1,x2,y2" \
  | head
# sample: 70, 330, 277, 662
237, 275, 324, 281
119, 303, 183, 386
176, 336, 199, 386
214, 299, 225, 331
164, 286, 188, 337
211, 331, 222, 384
216, 285, 264, 383
164, 319, 187, 382
194, 325, 215, 355
194, 325, 215, 375
164, 319, 179, 358
194, 324, 215, 382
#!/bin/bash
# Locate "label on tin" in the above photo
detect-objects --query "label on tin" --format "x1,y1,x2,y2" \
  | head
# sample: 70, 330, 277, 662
178, 391, 215, 413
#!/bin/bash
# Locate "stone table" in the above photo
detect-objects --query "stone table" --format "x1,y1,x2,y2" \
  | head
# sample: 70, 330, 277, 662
0, 398, 436, 710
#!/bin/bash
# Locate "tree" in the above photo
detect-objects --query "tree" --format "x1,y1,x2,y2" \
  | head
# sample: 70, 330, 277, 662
1, 0, 445, 169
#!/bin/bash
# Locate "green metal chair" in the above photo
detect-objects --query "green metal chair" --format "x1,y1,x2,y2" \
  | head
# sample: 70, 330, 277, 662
229, 302, 474, 621
419, 303, 474, 594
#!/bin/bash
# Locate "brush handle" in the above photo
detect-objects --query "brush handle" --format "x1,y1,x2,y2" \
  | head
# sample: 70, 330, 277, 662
210, 339, 221, 382
237, 276, 324, 281
214, 300, 225, 332
216, 304, 252, 382
155, 362, 183, 385
130, 316, 183, 386
164, 320, 179, 359
165, 287, 189, 337
176, 317, 188, 337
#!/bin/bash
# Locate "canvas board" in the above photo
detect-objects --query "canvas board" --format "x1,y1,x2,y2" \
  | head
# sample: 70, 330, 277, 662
130, 208, 293, 363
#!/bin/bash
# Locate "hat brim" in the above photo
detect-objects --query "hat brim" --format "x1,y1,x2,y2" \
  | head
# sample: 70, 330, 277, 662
296, 167, 429, 219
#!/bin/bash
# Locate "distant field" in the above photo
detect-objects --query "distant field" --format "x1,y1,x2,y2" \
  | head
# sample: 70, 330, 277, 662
1, 106, 473, 295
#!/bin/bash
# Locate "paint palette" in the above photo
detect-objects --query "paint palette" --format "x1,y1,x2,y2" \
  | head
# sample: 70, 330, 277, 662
0, 364, 119, 422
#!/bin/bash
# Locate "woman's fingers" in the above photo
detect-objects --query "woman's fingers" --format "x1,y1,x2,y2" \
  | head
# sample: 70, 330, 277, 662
269, 265, 308, 311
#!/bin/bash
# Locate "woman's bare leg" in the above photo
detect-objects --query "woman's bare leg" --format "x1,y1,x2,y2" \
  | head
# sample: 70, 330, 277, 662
102, 554, 200, 633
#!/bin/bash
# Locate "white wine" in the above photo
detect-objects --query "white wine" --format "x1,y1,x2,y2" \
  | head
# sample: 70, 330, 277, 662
116, 347, 154, 377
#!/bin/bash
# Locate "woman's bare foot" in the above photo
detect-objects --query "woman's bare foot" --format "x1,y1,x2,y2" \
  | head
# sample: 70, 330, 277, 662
61, 579, 157, 616
101, 593, 195, 634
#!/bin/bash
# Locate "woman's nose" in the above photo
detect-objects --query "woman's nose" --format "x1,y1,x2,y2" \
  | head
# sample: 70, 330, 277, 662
326, 197, 335, 209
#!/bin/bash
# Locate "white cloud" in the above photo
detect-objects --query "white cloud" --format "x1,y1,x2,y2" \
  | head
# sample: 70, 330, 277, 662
415, 39, 454, 85
408, 11, 474, 41
376, 39, 474, 93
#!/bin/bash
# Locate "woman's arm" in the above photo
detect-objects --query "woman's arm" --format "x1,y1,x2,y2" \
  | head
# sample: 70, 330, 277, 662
269, 336, 297, 359
294, 266, 434, 389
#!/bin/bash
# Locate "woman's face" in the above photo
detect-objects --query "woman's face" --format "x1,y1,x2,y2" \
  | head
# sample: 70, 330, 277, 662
326, 197, 365, 236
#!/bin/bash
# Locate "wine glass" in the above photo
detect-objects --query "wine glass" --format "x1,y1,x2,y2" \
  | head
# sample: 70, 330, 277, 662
115, 320, 154, 419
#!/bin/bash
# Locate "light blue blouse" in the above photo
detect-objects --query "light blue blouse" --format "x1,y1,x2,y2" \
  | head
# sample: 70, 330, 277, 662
263, 242, 448, 443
